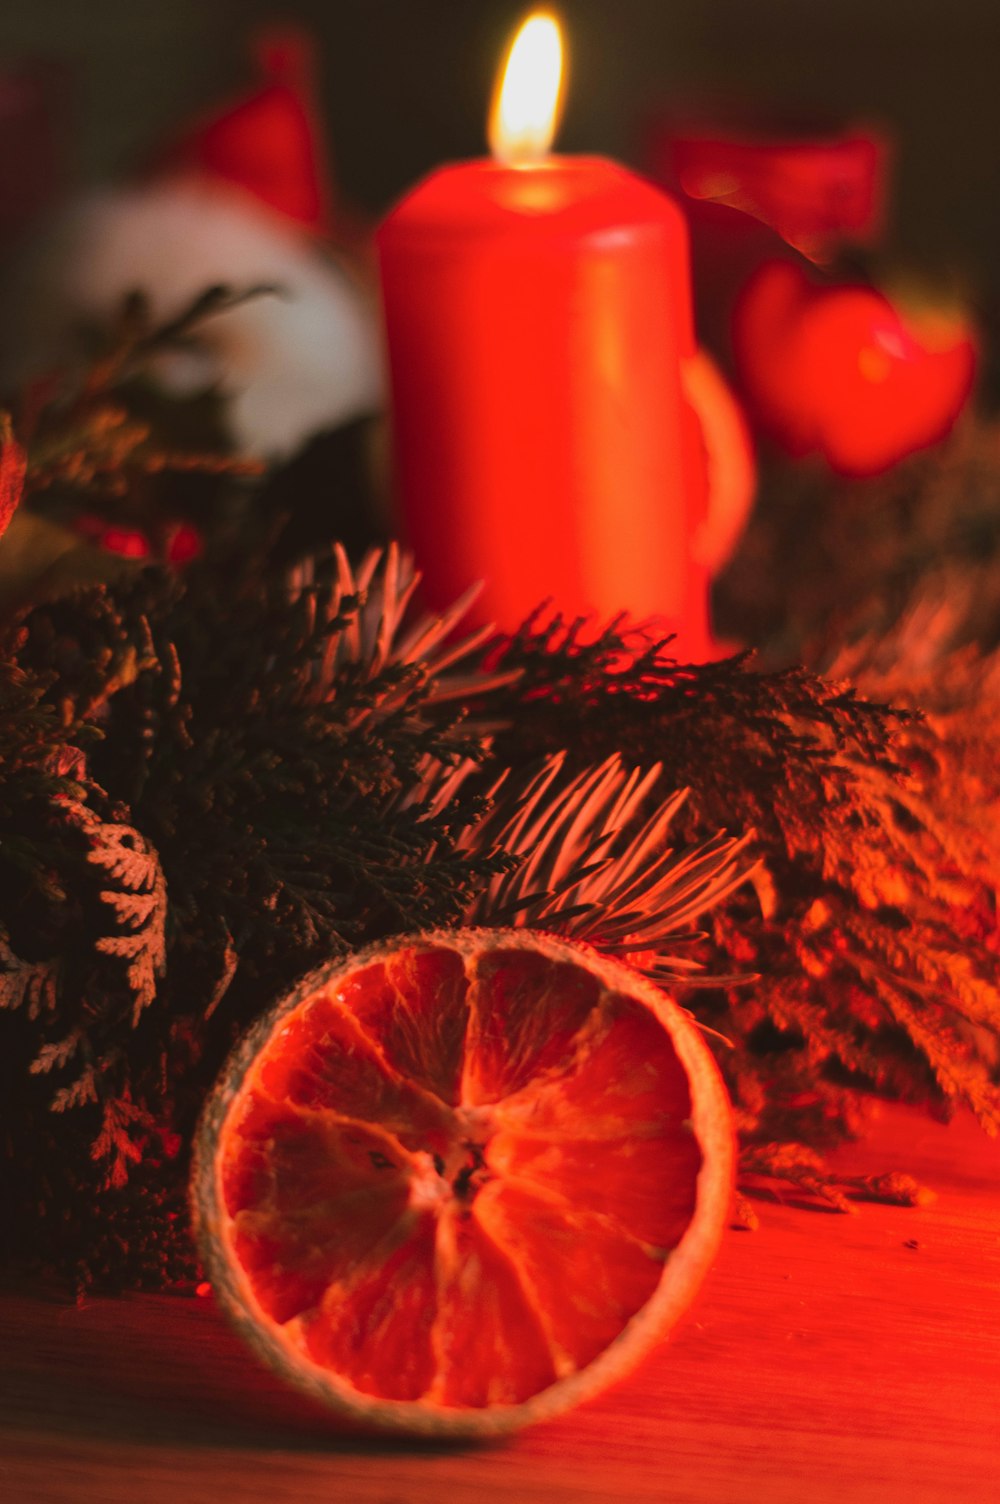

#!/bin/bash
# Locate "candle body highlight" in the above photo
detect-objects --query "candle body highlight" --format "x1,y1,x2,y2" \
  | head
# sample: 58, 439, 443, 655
377, 158, 709, 652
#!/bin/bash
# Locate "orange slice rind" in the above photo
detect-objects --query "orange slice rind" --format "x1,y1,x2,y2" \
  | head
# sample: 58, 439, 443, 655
191, 927, 735, 1437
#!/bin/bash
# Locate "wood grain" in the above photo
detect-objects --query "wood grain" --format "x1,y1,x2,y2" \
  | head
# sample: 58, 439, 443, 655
2, 1105, 998, 1504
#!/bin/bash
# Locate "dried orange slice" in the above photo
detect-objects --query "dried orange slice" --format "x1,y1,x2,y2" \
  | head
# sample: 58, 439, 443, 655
191, 928, 734, 1436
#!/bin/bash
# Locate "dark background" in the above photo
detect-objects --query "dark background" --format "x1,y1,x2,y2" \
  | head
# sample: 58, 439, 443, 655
2, 1, 999, 293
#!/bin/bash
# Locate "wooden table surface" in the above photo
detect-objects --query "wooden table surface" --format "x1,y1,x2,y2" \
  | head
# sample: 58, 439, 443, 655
2, 1104, 998, 1504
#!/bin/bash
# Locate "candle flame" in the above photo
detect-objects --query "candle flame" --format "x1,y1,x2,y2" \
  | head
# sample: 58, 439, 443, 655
489, 11, 565, 164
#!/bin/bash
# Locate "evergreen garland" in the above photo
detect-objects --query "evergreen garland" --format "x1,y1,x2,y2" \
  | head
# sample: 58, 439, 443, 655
1, 296, 999, 1290
0, 551, 512, 1288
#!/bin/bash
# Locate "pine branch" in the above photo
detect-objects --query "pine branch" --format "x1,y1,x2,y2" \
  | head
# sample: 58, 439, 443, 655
287, 542, 520, 719
458, 751, 758, 981
486, 609, 1000, 1160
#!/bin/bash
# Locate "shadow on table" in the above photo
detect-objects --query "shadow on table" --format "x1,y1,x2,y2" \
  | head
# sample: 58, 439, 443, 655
0, 1282, 495, 1457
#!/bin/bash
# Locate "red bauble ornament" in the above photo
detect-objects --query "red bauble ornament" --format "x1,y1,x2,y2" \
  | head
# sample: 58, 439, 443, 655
733, 260, 977, 477
73, 515, 204, 566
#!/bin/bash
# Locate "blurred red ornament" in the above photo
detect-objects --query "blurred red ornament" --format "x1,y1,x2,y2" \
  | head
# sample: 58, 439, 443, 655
165, 522, 204, 565
153, 28, 333, 234
99, 525, 152, 561
74, 515, 203, 565
733, 260, 978, 477
646, 118, 891, 262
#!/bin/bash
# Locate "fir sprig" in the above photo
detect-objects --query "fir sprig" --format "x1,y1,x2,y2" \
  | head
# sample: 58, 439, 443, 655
461, 750, 758, 981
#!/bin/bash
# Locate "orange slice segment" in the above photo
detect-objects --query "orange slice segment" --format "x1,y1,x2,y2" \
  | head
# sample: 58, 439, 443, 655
299, 1211, 440, 1401
462, 945, 602, 1102
473, 1178, 668, 1373
192, 928, 735, 1437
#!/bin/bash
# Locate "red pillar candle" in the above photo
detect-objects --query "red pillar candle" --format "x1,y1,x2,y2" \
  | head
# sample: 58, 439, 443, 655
377, 12, 709, 654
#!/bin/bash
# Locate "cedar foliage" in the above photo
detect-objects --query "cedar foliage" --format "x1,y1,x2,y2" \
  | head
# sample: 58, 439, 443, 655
0, 555, 511, 1288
